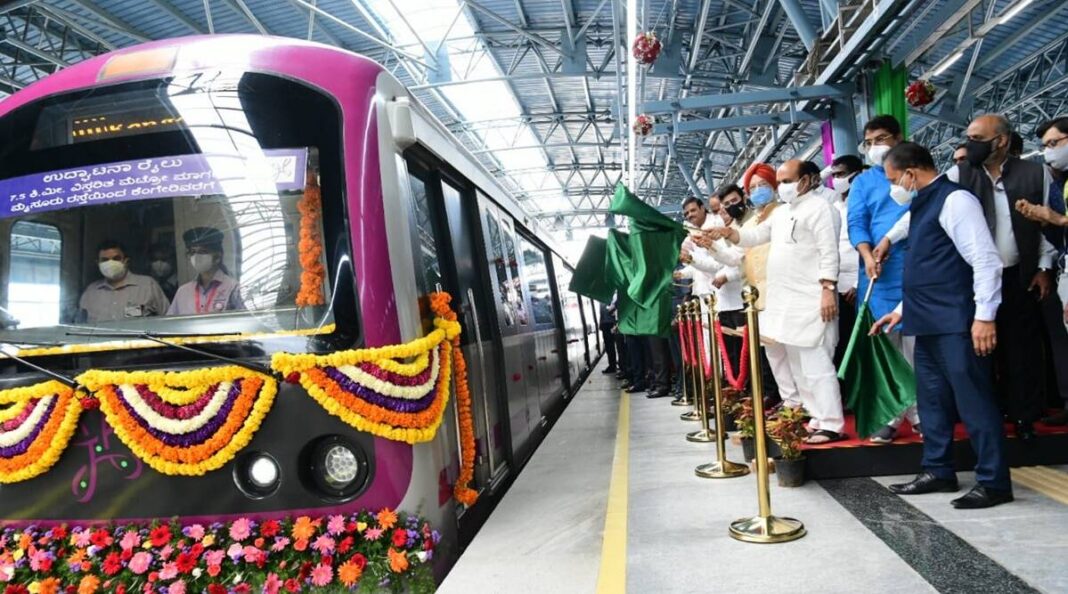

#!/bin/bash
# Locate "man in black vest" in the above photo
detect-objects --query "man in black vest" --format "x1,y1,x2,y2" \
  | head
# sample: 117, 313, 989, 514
872, 143, 1011, 509
951, 114, 1056, 441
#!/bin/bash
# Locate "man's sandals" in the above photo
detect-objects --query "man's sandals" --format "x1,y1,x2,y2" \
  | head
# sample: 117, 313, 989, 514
804, 430, 846, 445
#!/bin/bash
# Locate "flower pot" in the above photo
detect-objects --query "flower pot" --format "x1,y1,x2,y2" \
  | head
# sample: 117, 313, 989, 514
741, 436, 755, 462
775, 456, 806, 487
765, 436, 782, 459
722, 415, 738, 432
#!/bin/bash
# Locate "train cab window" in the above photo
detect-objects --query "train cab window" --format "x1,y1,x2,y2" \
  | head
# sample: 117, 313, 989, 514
406, 172, 442, 295
0, 71, 346, 349
519, 238, 553, 325
4, 221, 62, 328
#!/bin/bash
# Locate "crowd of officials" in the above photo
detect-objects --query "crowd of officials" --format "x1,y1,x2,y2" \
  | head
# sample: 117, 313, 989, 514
599, 112, 1068, 510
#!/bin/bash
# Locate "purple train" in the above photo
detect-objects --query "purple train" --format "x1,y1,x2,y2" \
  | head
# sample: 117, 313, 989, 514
0, 35, 602, 572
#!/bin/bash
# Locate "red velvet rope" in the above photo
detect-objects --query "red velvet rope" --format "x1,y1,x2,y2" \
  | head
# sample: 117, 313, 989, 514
714, 321, 750, 391
678, 316, 690, 366
696, 319, 711, 377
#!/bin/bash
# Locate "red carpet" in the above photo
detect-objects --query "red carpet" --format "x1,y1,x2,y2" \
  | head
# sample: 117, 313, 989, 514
801, 412, 1068, 451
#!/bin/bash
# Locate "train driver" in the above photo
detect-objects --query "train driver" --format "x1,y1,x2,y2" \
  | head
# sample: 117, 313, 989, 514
166, 227, 245, 316
78, 239, 170, 322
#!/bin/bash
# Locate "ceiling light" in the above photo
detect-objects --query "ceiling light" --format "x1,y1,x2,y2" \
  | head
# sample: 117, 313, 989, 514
1000, 0, 1036, 24
932, 51, 964, 77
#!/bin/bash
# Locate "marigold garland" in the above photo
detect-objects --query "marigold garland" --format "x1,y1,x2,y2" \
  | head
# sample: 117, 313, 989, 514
76, 367, 277, 476
296, 170, 327, 307
0, 381, 83, 484
430, 292, 479, 506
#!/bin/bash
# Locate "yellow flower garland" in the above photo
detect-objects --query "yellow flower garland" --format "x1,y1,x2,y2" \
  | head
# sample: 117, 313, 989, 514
77, 367, 278, 476
0, 381, 83, 484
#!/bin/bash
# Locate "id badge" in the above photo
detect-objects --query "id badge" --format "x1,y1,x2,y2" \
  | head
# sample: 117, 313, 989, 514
124, 304, 144, 318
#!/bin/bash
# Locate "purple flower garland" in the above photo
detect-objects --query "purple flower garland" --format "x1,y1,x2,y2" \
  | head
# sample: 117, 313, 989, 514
0, 396, 58, 458
114, 382, 242, 447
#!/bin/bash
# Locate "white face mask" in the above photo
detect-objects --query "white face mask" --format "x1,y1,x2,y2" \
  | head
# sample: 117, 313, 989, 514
778, 182, 799, 204
832, 175, 853, 197
99, 259, 126, 281
1044, 144, 1068, 170
190, 254, 216, 274
867, 144, 891, 165
150, 260, 173, 278
888, 172, 917, 206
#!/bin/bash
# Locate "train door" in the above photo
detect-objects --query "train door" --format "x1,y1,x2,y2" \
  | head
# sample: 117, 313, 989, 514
439, 182, 508, 489
517, 235, 566, 417
403, 160, 508, 514
478, 200, 538, 460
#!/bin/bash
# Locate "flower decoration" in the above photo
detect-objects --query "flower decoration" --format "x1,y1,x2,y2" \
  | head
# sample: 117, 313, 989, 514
76, 367, 277, 476
0, 381, 83, 483
430, 293, 479, 507
296, 170, 326, 307
632, 114, 654, 137
0, 509, 439, 593
632, 31, 662, 65
714, 321, 749, 391
905, 79, 937, 107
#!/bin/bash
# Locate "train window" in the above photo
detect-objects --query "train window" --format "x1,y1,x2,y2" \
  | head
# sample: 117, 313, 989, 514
483, 212, 514, 326
406, 172, 442, 295
0, 71, 346, 348
5, 221, 62, 328
520, 238, 553, 325
500, 220, 528, 325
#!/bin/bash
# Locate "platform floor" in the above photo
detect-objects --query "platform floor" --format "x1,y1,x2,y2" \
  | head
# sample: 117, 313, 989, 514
439, 360, 1068, 594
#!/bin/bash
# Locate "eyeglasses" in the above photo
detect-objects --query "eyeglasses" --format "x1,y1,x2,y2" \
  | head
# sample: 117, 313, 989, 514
859, 133, 894, 150
1042, 135, 1068, 150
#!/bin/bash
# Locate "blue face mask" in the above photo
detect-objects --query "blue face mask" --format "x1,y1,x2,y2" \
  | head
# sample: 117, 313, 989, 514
749, 186, 775, 206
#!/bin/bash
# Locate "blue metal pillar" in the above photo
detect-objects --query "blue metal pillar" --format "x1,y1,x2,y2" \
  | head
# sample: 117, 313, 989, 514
777, 0, 818, 51
830, 90, 859, 158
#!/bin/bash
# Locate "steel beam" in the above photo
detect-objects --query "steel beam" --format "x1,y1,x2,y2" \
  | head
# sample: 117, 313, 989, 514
643, 84, 847, 113
776, 0, 818, 51
654, 109, 830, 134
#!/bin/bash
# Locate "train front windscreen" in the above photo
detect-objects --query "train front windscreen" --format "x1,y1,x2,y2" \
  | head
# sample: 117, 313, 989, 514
0, 71, 352, 348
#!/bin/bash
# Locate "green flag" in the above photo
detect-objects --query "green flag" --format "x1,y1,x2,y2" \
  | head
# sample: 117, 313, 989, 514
837, 301, 917, 438
569, 183, 685, 337
872, 62, 909, 135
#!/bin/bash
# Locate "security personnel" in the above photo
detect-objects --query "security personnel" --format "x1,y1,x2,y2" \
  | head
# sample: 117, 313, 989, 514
872, 143, 1011, 509
166, 227, 244, 316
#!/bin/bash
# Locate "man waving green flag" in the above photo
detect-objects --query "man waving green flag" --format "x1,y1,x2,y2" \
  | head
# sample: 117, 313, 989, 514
570, 183, 686, 337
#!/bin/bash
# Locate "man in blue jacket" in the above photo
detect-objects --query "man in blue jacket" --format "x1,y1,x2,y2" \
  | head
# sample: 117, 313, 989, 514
872, 142, 1011, 509
848, 115, 920, 442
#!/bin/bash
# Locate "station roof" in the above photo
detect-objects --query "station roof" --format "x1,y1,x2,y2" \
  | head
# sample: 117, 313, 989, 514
1, 0, 1064, 250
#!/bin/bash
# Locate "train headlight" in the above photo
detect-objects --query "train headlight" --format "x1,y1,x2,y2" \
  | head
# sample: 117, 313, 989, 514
233, 452, 281, 498
302, 435, 369, 501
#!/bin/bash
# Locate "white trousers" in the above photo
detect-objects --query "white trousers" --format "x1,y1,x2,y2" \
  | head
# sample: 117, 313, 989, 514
765, 342, 800, 408
783, 323, 845, 434
885, 332, 921, 429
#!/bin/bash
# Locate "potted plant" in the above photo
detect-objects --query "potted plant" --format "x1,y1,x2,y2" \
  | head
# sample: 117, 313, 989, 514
719, 387, 741, 432
733, 396, 756, 461
767, 406, 809, 487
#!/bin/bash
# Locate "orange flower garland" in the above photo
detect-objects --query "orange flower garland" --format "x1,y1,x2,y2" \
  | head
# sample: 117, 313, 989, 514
0, 381, 83, 483
296, 170, 326, 307
430, 293, 479, 506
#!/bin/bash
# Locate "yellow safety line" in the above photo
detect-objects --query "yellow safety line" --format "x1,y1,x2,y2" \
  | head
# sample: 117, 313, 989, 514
596, 390, 630, 594
1012, 466, 1068, 506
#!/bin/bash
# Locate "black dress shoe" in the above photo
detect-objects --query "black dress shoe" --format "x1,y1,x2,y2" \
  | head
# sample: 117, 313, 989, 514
614, 372, 627, 380
888, 472, 959, 495
625, 385, 648, 394
602, 367, 618, 374
646, 389, 671, 399
951, 485, 1014, 509
1015, 420, 1036, 443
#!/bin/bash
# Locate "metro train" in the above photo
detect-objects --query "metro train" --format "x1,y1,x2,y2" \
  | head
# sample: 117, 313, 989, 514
0, 35, 602, 577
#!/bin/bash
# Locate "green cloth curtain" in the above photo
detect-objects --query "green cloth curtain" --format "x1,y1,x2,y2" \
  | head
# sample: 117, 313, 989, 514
873, 62, 909, 136
837, 301, 917, 438
569, 183, 686, 337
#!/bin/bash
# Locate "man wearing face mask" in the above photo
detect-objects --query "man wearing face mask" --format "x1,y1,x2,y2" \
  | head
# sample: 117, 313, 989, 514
709, 160, 845, 443
826, 156, 863, 369
883, 115, 1056, 442
78, 240, 169, 323
871, 142, 1010, 509
848, 115, 922, 442
148, 243, 178, 301
166, 227, 245, 316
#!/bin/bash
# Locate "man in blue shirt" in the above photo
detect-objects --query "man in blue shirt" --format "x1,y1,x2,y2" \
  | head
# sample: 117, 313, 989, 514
848, 115, 920, 442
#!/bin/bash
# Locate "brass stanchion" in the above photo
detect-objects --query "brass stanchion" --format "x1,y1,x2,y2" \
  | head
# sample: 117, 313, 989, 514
686, 299, 714, 442
671, 303, 694, 407
695, 294, 749, 477
679, 300, 701, 422
728, 286, 805, 544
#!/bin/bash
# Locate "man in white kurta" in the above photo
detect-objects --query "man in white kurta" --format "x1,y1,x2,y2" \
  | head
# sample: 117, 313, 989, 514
710, 160, 846, 442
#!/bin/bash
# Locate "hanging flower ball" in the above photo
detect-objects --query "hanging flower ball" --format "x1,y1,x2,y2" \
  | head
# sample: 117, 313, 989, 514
632, 32, 662, 66
905, 80, 937, 107
632, 114, 654, 137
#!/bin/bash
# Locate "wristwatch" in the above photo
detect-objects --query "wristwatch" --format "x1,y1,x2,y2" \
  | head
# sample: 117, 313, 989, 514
821, 281, 837, 292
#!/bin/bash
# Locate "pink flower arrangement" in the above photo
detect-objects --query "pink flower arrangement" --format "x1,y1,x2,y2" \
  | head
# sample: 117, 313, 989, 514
0, 509, 439, 592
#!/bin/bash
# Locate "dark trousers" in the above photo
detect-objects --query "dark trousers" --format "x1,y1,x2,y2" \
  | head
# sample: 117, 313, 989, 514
915, 333, 1009, 491
834, 292, 858, 369
669, 327, 683, 393
759, 346, 780, 400
647, 336, 672, 391
625, 334, 647, 387
615, 333, 629, 376
995, 267, 1045, 423
1040, 292, 1068, 404
601, 325, 617, 369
